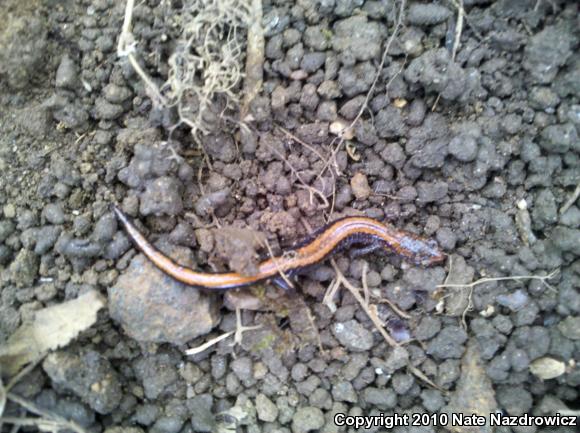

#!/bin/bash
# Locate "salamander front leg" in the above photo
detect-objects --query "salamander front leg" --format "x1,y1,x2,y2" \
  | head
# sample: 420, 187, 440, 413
271, 273, 297, 295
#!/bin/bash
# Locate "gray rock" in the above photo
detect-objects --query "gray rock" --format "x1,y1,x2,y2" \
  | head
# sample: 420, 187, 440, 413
150, 417, 184, 433
392, 373, 414, 394
108, 248, 220, 345
335, 0, 364, 17
201, 133, 237, 163
256, 393, 278, 422
0, 220, 16, 242
540, 123, 578, 153
421, 389, 445, 412
211, 355, 228, 380
332, 16, 382, 61
0, 16, 47, 90
34, 225, 62, 255
0, 245, 12, 265
188, 394, 215, 432
512, 326, 550, 361
43, 350, 121, 414
558, 316, 580, 340
383, 346, 409, 374
332, 320, 374, 352
283, 28, 301, 47
551, 226, 580, 255
93, 212, 117, 242
194, 189, 232, 218
300, 83, 320, 111
375, 106, 406, 138
291, 407, 324, 433
338, 62, 376, 97
43, 203, 65, 225
404, 49, 471, 101
296, 375, 321, 396
331, 381, 358, 403
309, 388, 332, 410
496, 289, 529, 312
103, 83, 132, 104
496, 385, 533, 416
316, 100, 337, 121
416, 181, 448, 203
104, 231, 129, 265
140, 177, 184, 216
317, 80, 341, 99
9, 249, 39, 287
529, 86, 560, 110
408, 4, 452, 25
448, 135, 478, 162
133, 353, 179, 400
266, 34, 283, 59
560, 206, 580, 228
415, 316, 441, 341
301, 52, 326, 73
380, 142, 406, 169
532, 189, 558, 227
17, 209, 38, 230
231, 357, 253, 384
426, 326, 468, 360
55, 55, 78, 89
94, 97, 124, 120
362, 387, 397, 409
523, 24, 576, 84
295, 122, 329, 144
56, 234, 102, 259
338, 95, 365, 120
117, 141, 172, 189
303, 25, 330, 51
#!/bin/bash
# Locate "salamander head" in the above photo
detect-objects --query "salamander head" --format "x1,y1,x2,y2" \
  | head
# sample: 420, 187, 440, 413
397, 236, 446, 267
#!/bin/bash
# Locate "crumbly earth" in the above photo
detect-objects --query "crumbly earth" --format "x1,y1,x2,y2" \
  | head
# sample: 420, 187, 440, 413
0, 0, 579, 432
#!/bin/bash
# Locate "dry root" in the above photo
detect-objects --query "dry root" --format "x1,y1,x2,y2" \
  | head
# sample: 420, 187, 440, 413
163, 0, 252, 140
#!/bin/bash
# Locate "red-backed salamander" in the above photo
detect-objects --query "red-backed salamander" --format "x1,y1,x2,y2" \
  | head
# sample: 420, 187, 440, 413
113, 206, 445, 291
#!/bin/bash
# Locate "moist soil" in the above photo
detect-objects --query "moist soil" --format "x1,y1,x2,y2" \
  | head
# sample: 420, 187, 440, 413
0, 1, 579, 432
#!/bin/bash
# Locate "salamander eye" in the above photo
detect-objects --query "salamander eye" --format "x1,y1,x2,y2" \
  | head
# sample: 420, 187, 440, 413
427, 239, 439, 250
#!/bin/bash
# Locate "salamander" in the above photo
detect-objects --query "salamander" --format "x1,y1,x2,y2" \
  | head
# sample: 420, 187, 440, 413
113, 206, 445, 291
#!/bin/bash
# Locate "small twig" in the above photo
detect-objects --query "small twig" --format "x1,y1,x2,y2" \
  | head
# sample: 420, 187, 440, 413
118, 0, 167, 105
0, 376, 6, 422
5, 393, 87, 433
240, 0, 264, 119
407, 364, 446, 393
257, 236, 296, 290
5, 357, 44, 392
451, 0, 464, 61
328, 259, 398, 347
277, 126, 331, 169
446, 0, 483, 41
374, 298, 412, 320
262, 138, 330, 209
361, 262, 370, 307
317, 0, 407, 181
185, 324, 262, 355
436, 269, 559, 292
560, 183, 580, 214
461, 286, 474, 330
